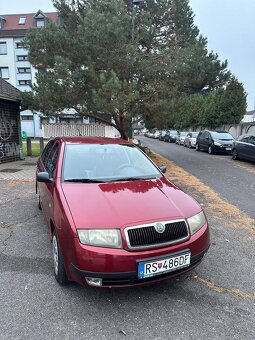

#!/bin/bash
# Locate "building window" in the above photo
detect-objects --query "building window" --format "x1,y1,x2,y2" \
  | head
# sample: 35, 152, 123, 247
17, 55, 28, 61
21, 115, 33, 121
17, 67, 31, 73
19, 16, 26, 25
18, 80, 31, 86
0, 67, 9, 79
16, 42, 23, 49
36, 19, 45, 28
0, 42, 7, 55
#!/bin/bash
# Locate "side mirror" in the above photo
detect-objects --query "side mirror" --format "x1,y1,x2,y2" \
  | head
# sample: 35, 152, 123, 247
159, 166, 167, 174
37, 172, 53, 183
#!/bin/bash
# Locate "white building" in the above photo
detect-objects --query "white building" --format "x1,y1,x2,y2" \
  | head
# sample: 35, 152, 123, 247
0, 10, 59, 91
0, 10, 119, 138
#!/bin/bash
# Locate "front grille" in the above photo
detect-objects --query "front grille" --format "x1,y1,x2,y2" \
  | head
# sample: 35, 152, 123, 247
125, 220, 189, 249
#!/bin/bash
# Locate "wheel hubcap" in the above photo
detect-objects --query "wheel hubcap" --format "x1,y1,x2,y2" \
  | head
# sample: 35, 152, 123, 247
53, 236, 59, 275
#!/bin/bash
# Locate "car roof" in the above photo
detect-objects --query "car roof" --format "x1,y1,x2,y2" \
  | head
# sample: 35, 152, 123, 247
205, 130, 229, 133
52, 137, 131, 145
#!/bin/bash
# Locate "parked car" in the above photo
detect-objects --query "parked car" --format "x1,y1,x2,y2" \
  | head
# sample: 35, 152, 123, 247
36, 137, 210, 288
232, 134, 255, 162
152, 130, 160, 139
164, 130, 178, 143
196, 130, 234, 154
159, 130, 167, 141
184, 132, 199, 148
176, 132, 188, 145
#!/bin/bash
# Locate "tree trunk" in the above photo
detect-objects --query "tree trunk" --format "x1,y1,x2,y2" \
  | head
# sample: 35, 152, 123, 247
115, 116, 128, 140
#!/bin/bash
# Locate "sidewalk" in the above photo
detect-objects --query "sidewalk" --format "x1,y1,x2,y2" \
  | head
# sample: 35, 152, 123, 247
0, 157, 38, 181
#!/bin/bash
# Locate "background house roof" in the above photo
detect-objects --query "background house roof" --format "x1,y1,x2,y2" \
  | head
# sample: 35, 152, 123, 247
0, 78, 21, 102
0, 11, 59, 30
245, 110, 255, 116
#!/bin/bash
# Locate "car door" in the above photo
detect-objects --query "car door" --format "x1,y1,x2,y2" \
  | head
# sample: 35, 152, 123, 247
200, 131, 209, 150
238, 135, 250, 159
37, 140, 55, 212
40, 142, 60, 227
247, 136, 255, 161
44, 142, 60, 224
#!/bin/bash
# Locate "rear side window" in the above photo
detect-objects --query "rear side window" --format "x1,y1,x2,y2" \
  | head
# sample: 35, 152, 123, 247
41, 140, 55, 167
248, 136, 255, 145
45, 143, 59, 178
240, 136, 250, 143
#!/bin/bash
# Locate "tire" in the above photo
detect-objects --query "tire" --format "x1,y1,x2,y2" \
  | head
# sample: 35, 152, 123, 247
196, 143, 200, 151
52, 230, 69, 285
232, 149, 239, 160
208, 145, 213, 154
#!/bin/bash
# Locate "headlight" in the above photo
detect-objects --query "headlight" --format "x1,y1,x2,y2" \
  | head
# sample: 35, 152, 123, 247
187, 211, 206, 235
213, 141, 222, 146
77, 229, 122, 248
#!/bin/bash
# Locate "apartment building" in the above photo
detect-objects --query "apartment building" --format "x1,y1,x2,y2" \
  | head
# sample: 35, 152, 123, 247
0, 10, 59, 91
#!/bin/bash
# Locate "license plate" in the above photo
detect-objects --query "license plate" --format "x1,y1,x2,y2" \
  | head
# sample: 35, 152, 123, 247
225, 148, 231, 151
138, 252, 191, 279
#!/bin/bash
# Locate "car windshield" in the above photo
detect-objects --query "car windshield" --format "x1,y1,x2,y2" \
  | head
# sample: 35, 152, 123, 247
180, 132, 187, 136
170, 131, 178, 135
63, 144, 161, 182
211, 132, 233, 140
192, 133, 198, 138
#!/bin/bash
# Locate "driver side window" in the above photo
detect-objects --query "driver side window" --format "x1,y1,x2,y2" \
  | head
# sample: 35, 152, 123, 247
45, 143, 59, 178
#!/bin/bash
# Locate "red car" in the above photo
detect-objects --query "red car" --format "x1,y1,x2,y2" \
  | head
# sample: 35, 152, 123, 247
36, 137, 210, 287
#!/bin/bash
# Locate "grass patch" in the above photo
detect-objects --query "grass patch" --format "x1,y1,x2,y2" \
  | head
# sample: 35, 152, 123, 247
22, 141, 44, 157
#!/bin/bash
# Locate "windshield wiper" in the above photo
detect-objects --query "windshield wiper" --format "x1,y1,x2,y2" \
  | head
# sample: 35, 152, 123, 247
111, 177, 157, 182
64, 178, 106, 183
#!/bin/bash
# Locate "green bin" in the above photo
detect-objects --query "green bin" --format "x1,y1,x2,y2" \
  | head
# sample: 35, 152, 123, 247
22, 131, 28, 140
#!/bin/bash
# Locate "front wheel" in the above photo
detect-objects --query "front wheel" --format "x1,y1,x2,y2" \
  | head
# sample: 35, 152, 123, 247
52, 231, 69, 285
208, 145, 213, 154
232, 149, 239, 160
196, 143, 200, 151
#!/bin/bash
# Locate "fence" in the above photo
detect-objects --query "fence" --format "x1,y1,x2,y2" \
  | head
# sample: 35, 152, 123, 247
43, 123, 119, 138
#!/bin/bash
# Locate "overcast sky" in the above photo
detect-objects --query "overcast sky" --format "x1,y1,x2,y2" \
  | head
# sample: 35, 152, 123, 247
1, 0, 254, 111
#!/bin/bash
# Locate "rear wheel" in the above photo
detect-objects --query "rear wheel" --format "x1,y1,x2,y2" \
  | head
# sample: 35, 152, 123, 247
232, 148, 239, 160
52, 231, 69, 285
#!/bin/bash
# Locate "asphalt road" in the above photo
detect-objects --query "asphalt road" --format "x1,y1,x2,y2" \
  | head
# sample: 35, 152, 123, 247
0, 153, 255, 340
139, 136, 255, 220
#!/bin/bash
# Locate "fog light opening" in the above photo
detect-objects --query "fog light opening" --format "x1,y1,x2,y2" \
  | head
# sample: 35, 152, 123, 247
86, 277, 102, 286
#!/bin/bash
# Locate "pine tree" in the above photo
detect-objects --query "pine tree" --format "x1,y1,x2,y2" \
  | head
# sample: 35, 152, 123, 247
23, 0, 231, 138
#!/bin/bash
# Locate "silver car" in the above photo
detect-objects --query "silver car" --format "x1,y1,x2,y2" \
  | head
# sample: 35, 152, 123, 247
184, 132, 199, 148
176, 132, 188, 145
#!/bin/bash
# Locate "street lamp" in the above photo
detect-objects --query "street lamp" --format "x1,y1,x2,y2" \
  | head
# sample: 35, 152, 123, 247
129, 0, 144, 140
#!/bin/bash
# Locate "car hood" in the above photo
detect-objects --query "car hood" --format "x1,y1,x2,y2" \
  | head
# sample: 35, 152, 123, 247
61, 178, 201, 229
215, 138, 234, 145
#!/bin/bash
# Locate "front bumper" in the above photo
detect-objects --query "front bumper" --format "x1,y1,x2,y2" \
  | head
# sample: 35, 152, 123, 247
69, 224, 210, 287
213, 145, 232, 153
71, 247, 208, 287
